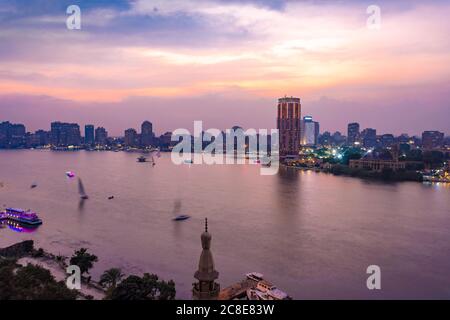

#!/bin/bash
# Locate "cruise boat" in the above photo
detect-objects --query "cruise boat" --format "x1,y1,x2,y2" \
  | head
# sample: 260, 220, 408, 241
1, 208, 43, 226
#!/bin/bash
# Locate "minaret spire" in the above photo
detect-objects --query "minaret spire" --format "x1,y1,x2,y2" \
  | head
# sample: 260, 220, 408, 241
192, 218, 220, 300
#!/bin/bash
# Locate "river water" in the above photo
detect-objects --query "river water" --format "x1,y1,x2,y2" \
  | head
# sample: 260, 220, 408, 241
1, 150, 449, 299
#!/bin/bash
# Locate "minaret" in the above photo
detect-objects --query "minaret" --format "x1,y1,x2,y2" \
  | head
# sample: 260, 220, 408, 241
192, 218, 220, 300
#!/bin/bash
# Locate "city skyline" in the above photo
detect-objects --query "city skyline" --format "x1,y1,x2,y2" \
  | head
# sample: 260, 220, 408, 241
0, 0, 449, 135
1, 116, 448, 141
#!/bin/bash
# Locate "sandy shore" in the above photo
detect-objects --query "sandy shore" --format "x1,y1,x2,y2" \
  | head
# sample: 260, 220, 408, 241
18, 256, 105, 300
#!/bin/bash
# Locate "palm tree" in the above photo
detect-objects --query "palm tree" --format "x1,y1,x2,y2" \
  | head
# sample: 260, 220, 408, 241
99, 268, 125, 289
69, 248, 98, 276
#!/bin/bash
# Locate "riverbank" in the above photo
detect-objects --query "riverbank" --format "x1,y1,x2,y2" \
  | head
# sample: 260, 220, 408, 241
326, 165, 423, 182
283, 164, 423, 182
0, 240, 105, 300
17, 256, 105, 299
0, 240, 177, 300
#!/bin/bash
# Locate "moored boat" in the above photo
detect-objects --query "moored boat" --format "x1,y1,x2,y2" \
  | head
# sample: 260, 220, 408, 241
245, 272, 290, 300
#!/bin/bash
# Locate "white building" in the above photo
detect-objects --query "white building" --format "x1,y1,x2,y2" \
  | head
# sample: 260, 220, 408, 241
300, 116, 319, 146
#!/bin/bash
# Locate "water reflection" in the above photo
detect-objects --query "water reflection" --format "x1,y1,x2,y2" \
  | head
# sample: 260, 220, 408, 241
423, 181, 450, 189
0, 219, 40, 233
78, 198, 87, 212
274, 166, 300, 215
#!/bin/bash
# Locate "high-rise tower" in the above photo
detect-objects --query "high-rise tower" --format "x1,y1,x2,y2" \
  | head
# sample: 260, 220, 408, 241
347, 122, 360, 146
192, 218, 220, 300
277, 96, 301, 157
141, 121, 154, 147
300, 116, 320, 146
85, 125, 95, 146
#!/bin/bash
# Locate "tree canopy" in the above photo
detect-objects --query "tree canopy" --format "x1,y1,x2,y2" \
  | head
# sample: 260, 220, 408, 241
100, 268, 125, 289
0, 259, 77, 300
69, 248, 98, 275
107, 273, 176, 300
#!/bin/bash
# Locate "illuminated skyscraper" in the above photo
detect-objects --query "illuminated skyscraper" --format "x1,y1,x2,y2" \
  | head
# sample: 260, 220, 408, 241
85, 125, 95, 146
300, 116, 319, 146
277, 96, 301, 157
124, 128, 138, 147
361, 128, 377, 148
140, 121, 154, 147
95, 127, 108, 146
50, 122, 81, 147
0, 121, 26, 148
381, 134, 395, 148
422, 131, 444, 150
347, 122, 360, 146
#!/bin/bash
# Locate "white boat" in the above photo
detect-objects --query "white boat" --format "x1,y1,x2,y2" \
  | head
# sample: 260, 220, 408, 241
246, 272, 264, 282
256, 280, 289, 300
245, 272, 290, 300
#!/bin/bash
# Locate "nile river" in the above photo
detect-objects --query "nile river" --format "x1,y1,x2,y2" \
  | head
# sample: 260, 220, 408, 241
1, 150, 449, 299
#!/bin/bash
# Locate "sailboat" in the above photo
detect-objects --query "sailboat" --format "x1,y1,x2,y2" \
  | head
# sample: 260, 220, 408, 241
78, 178, 89, 200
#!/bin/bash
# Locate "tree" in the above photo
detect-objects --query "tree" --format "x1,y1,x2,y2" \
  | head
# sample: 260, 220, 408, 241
108, 273, 176, 300
99, 268, 124, 290
423, 151, 444, 169
405, 149, 423, 162
340, 148, 362, 165
0, 260, 77, 300
0, 259, 17, 300
69, 248, 98, 276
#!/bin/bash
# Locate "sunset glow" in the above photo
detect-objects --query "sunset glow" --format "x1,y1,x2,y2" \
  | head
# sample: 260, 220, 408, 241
0, 0, 449, 134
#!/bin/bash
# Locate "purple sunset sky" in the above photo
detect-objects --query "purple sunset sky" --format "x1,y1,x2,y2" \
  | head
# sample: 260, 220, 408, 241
0, 0, 449, 136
